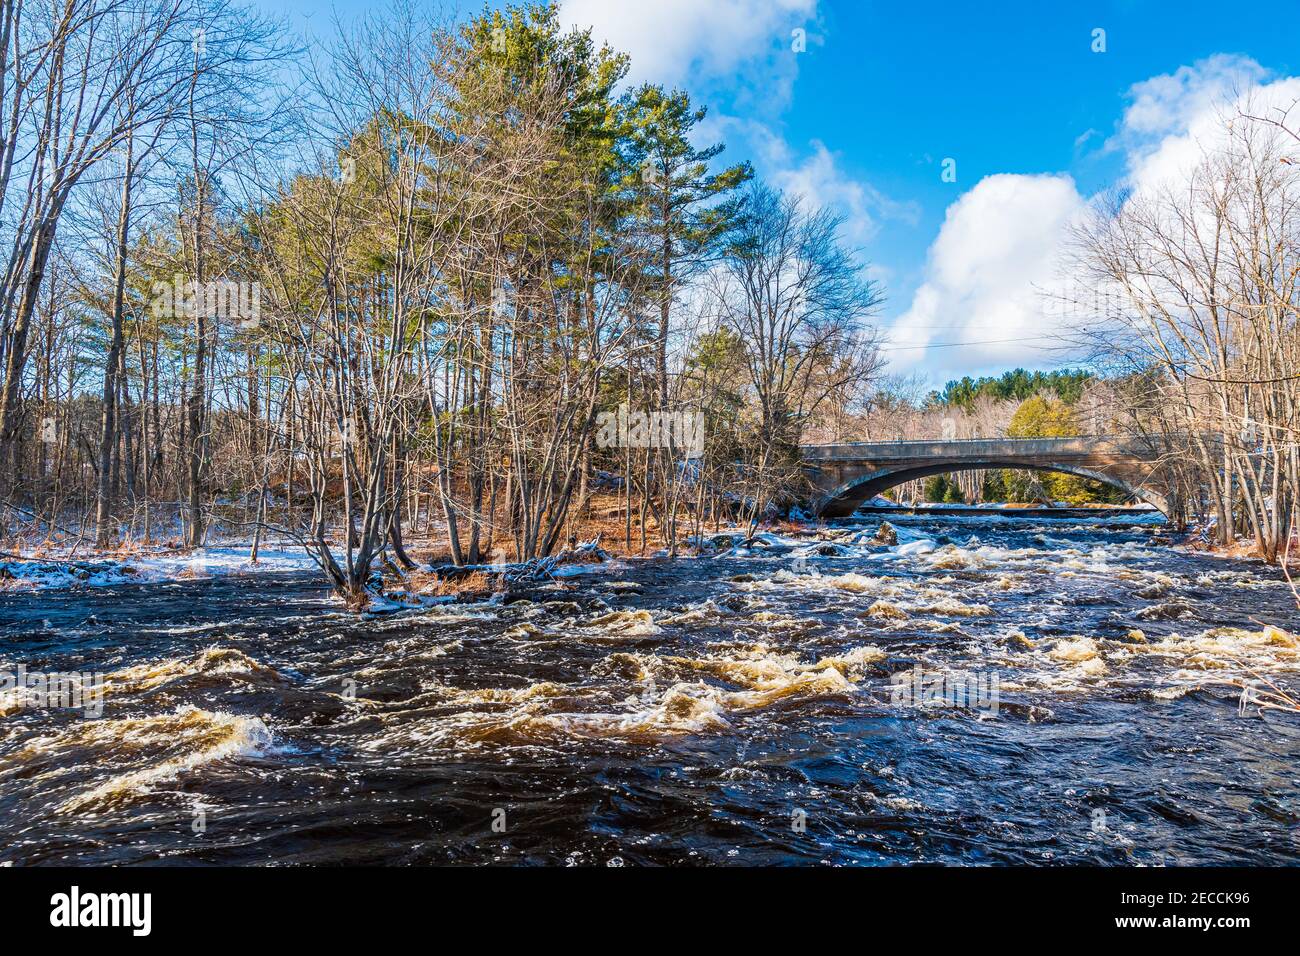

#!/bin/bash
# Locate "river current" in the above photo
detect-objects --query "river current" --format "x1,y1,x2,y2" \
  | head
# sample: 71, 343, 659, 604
3, 513, 1299, 865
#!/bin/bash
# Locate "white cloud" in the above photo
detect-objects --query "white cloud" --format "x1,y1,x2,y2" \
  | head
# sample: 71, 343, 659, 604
887, 174, 1087, 375
770, 140, 919, 247
705, 117, 915, 249
892, 55, 1300, 380
1115, 54, 1266, 144
558, 0, 817, 88
1117, 57, 1300, 195
560, 0, 905, 280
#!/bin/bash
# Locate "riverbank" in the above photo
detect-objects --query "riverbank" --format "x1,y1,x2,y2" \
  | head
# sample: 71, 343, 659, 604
0, 545, 317, 591
0, 509, 1170, 597
0, 502, 1286, 608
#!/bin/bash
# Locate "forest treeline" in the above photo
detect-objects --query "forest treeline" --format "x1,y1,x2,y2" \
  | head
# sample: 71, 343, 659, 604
1, 0, 1298, 604
0, 1, 882, 601
931, 369, 1094, 412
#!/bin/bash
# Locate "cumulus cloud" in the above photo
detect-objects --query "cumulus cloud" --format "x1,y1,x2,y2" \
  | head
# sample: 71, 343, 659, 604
558, 0, 817, 88
692, 113, 914, 266
1115, 54, 1266, 144
770, 140, 920, 247
559, 1, 905, 280
891, 55, 1300, 378
888, 174, 1087, 374
1117, 56, 1300, 195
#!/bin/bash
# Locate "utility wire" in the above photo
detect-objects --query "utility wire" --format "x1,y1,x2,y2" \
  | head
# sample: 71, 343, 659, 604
878, 336, 1060, 352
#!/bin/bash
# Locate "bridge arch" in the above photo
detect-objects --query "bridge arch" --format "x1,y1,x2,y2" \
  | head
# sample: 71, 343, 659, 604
813, 459, 1170, 518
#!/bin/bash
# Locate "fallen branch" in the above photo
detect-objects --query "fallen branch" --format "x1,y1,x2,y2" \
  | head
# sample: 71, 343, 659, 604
1221, 650, 1300, 716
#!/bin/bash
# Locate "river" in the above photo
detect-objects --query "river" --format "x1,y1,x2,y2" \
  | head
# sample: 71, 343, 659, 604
2, 512, 1299, 865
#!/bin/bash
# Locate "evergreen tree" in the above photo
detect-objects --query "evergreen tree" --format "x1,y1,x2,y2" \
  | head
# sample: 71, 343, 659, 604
617, 84, 751, 401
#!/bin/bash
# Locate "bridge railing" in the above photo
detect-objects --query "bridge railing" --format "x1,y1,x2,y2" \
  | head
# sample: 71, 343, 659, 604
800, 435, 1141, 459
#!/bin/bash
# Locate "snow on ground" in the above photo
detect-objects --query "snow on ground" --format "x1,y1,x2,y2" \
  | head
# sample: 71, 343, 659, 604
0, 546, 318, 592
552, 560, 629, 578
0, 505, 1167, 596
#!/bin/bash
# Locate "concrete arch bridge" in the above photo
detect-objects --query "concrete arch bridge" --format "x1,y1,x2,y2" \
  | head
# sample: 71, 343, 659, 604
802, 436, 1172, 518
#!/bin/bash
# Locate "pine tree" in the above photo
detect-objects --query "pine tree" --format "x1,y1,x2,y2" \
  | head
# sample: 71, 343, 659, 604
617, 85, 751, 402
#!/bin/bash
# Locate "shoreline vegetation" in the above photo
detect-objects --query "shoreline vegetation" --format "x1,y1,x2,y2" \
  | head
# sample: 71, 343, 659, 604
0, 495, 1278, 602
0, 2, 1296, 612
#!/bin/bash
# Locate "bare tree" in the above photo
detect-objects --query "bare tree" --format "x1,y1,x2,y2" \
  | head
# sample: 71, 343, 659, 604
1074, 106, 1300, 559
710, 182, 883, 533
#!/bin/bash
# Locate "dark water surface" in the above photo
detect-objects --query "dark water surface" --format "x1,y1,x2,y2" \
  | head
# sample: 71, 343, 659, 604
3, 514, 1300, 866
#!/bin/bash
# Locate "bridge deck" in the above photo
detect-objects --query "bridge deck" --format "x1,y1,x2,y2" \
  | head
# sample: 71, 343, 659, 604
802, 436, 1134, 461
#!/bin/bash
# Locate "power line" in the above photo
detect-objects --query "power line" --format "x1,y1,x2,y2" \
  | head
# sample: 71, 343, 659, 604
878, 336, 1061, 352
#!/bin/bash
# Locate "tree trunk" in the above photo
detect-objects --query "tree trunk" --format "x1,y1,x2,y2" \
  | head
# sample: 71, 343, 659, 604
95, 131, 136, 548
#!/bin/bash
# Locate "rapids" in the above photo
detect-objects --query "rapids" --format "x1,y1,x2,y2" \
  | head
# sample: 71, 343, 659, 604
2, 512, 1299, 865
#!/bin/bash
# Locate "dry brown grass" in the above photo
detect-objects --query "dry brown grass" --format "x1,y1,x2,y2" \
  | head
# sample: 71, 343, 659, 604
1191, 538, 1280, 562
29, 539, 61, 557
558, 492, 817, 554
770, 518, 820, 537
401, 568, 497, 597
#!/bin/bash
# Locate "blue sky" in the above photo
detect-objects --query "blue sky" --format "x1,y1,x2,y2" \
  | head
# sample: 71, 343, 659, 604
255, 0, 1300, 387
